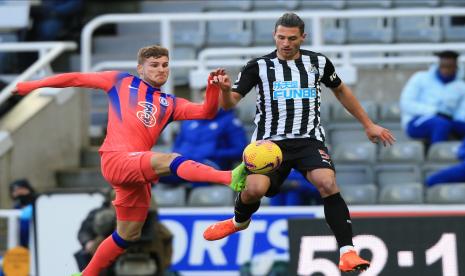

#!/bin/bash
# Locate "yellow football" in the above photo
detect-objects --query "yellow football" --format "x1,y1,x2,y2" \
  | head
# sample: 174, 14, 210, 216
242, 140, 283, 174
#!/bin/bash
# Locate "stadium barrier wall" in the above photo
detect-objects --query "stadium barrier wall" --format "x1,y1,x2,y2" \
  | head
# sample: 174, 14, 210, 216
25, 192, 465, 276
0, 88, 88, 208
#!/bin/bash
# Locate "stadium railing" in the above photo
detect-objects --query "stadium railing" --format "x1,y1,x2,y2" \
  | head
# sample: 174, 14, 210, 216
0, 42, 77, 107
81, 7, 465, 94
0, 209, 21, 250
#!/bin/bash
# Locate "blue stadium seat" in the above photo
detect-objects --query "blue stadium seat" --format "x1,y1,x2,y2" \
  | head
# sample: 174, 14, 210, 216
204, 0, 252, 11
379, 101, 401, 123
302, 18, 347, 44
345, 0, 392, 8
300, 0, 345, 9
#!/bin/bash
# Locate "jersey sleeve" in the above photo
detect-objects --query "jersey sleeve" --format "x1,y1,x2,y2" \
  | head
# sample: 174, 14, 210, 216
172, 81, 220, 121
320, 56, 342, 88
232, 60, 260, 97
15, 71, 119, 95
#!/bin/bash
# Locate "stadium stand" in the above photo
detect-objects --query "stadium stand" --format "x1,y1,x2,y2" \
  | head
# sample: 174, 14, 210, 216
187, 186, 235, 206
379, 182, 424, 204
426, 183, 465, 203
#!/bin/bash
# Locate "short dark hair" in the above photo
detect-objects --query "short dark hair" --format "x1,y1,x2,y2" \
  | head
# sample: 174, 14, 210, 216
435, 50, 459, 60
275, 12, 305, 34
137, 45, 169, 64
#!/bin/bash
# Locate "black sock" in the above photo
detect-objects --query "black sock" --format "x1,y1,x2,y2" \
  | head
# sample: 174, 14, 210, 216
234, 193, 261, 223
323, 192, 354, 248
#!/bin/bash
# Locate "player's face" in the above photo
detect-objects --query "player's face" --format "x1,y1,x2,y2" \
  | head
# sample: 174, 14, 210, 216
274, 25, 306, 60
438, 57, 457, 79
137, 56, 170, 87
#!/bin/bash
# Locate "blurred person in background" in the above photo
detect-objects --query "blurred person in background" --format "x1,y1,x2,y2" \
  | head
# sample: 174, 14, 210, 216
400, 50, 465, 145
9, 179, 37, 248
425, 138, 465, 187
29, 0, 83, 41
203, 12, 395, 273
12, 45, 246, 276
160, 89, 247, 188
270, 169, 322, 206
74, 189, 174, 276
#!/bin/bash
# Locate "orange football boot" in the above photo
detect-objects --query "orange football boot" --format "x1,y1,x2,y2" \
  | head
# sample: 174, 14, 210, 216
338, 250, 370, 272
203, 218, 250, 241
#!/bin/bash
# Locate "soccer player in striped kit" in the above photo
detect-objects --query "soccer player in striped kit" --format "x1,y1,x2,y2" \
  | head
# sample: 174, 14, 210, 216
13, 45, 247, 276
203, 13, 396, 272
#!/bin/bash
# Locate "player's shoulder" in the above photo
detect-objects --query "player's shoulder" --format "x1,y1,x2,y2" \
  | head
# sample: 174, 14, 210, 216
300, 49, 330, 60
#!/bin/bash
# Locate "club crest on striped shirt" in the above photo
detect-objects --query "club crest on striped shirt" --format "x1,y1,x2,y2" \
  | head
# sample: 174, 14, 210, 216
309, 64, 318, 74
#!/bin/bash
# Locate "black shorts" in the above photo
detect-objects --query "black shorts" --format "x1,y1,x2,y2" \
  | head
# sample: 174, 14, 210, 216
264, 138, 334, 197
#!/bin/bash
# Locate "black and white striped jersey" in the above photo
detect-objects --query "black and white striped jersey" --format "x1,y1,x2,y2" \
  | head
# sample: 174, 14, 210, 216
232, 49, 342, 142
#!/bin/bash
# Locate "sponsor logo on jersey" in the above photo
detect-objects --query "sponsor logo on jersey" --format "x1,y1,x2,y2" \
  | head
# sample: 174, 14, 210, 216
272, 81, 316, 100
137, 101, 157, 127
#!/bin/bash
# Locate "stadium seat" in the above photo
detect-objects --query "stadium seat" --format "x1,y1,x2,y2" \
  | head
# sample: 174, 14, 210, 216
378, 141, 425, 163
347, 18, 394, 43
392, 0, 439, 7
339, 184, 378, 205
251, 0, 299, 10
152, 185, 187, 207
204, 0, 252, 11
442, 16, 465, 42
252, 19, 275, 45
375, 164, 422, 187
394, 16, 442, 42
426, 183, 465, 203
379, 182, 424, 204
300, 0, 345, 9
206, 21, 253, 46
442, 0, 465, 6
188, 186, 234, 206
326, 123, 367, 146
332, 142, 377, 164
114, 253, 158, 276
345, 0, 392, 8
302, 18, 347, 44
422, 162, 457, 180
140, 1, 206, 48
379, 101, 401, 123
426, 141, 461, 162
335, 165, 374, 185
331, 101, 378, 122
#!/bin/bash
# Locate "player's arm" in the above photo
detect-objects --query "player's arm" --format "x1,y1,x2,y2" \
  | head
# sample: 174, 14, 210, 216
173, 78, 220, 120
322, 57, 395, 146
13, 71, 119, 96
222, 61, 260, 110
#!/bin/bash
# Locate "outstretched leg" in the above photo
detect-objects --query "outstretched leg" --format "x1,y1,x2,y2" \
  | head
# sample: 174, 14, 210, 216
151, 153, 247, 191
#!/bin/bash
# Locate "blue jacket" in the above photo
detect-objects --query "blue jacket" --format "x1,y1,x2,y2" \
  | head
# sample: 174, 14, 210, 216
400, 65, 465, 128
173, 109, 247, 170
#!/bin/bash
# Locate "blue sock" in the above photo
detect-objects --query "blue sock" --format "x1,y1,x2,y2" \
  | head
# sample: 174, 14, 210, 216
169, 156, 188, 177
112, 231, 130, 249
